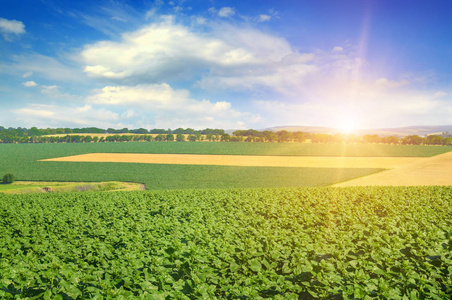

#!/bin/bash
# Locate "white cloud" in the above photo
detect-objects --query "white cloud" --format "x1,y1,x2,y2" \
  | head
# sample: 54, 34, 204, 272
22, 71, 33, 78
195, 17, 207, 25
145, 9, 157, 20
87, 83, 190, 107
40, 85, 84, 102
434, 91, 448, 98
254, 78, 450, 129
375, 78, 409, 89
121, 110, 135, 118
22, 81, 38, 87
0, 17, 25, 40
111, 16, 128, 22
86, 83, 259, 129
13, 104, 119, 128
258, 14, 271, 22
7, 53, 86, 83
218, 7, 235, 18
79, 17, 318, 95
80, 18, 268, 81
332, 46, 343, 52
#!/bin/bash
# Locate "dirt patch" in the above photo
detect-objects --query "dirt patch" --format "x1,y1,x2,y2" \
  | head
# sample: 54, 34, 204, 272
333, 151, 452, 186
40, 153, 423, 168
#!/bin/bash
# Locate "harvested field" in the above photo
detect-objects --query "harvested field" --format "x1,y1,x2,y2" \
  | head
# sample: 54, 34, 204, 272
334, 151, 452, 186
40, 153, 423, 168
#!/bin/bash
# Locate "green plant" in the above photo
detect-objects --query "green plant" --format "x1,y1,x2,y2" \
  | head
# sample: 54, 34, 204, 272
1, 186, 452, 298
2, 173, 15, 184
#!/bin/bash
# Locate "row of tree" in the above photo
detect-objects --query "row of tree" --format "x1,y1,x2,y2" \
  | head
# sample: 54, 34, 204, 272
0, 126, 225, 136
231, 130, 452, 145
0, 132, 230, 144
1, 126, 452, 145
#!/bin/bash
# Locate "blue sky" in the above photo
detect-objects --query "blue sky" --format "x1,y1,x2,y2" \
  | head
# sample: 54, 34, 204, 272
1, 0, 451, 130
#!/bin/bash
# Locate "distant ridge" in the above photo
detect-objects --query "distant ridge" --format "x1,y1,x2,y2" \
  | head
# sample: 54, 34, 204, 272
266, 125, 452, 137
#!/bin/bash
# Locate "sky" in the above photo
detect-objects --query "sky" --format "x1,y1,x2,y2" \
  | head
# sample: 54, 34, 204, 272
0, 0, 451, 131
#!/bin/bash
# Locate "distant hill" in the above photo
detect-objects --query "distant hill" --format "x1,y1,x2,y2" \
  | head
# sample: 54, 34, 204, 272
266, 125, 452, 137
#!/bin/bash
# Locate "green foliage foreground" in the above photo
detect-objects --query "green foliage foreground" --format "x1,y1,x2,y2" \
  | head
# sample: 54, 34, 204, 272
1, 187, 451, 299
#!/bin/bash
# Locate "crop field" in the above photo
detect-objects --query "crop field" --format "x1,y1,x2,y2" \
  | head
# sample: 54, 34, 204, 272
41, 153, 421, 168
1, 142, 452, 298
1, 142, 451, 189
335, 151, 452, 186
1, 187, 451, 299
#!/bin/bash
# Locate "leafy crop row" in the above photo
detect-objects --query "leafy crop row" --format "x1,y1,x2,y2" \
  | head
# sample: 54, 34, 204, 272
1, 186, 451, 298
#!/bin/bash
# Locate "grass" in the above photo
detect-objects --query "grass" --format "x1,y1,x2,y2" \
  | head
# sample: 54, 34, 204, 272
1, 142, 450, 189
0, 181, 142, 194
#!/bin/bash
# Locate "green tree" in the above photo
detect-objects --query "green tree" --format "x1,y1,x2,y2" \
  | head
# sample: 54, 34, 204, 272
220, 133, 230, 142
2, 173, 15, 184
154, 134, 165, 141
277, 130, 292, 142
381, 136, 399, 144
425, 135, 444, 145
166, 134, 175, 141
176, 133, 185, 141
401, 135, 424, 145
362, 134, 381, 144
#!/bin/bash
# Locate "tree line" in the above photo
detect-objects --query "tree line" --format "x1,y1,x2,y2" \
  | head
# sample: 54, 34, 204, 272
0, 126, 225, 136
232, 130, 452, 145
1, 126, 452, 145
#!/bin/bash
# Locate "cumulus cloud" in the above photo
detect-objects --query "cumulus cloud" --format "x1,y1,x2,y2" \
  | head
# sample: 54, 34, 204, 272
332, 46, 343, 52
0, 17, 25, 40
218, 7, 235, 18
79, 17, 319, 95
13, 104, 119, 128
80, 17, 266, 83
86, 83, 259, 129
22, 81, 38, 87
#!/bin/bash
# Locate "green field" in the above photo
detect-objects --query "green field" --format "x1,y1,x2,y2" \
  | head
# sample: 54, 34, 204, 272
2, 142, 451, 158
1, 187, 451, 298
1, 142, 450, 189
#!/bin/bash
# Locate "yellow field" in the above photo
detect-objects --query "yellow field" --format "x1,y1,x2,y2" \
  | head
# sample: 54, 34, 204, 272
41, 153, 422, 168
333, 151, 452, 186
40, 152, 452, 186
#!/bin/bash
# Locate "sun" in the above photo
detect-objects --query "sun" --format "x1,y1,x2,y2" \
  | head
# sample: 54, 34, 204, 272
335, 118, 360, 134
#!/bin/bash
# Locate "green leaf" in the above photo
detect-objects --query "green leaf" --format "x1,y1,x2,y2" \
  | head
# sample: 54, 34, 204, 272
249, 259, 262, 272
